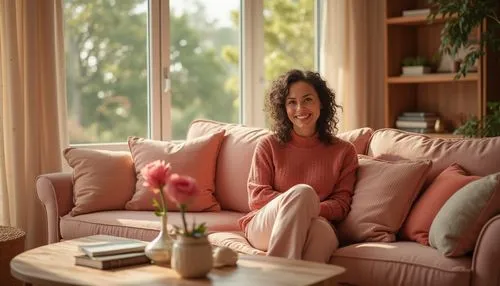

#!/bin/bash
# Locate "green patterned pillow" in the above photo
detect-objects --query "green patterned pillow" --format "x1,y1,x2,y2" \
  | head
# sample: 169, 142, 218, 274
429, 172, 500, 257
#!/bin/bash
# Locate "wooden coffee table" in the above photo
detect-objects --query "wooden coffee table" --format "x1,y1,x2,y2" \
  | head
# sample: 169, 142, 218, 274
11, 235, 345, 285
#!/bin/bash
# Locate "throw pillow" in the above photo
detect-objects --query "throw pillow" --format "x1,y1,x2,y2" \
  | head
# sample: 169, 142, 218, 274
400, 163, 481, 245
429, 172, 500, 257
125, 130, 225, 212
336, 155, 432, 244
64, 148, 136, 216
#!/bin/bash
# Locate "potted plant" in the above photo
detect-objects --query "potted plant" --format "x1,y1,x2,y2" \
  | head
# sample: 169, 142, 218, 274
428, 0, 500, 79
429, 0, 500, 137
454, 102, 500, 137
166, 174, 213, 278
402, 56, 432, 75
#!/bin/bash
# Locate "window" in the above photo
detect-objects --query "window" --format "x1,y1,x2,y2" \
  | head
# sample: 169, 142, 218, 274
168, 0, 240, 140
64, 0, 149, 144
63, 0, 320, 145
263, 0, 316, 84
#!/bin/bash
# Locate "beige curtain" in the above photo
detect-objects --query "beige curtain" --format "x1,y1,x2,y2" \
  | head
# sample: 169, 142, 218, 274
0, 0, 68, 248
320, 0, 385, 131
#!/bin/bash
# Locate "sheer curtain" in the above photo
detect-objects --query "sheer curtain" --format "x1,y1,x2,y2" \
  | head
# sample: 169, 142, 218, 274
320, 0, 385, 131
0, 0, 68, 248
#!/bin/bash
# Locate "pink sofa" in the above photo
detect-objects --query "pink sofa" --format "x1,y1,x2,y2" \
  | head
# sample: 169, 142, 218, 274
36, 120, 500, 286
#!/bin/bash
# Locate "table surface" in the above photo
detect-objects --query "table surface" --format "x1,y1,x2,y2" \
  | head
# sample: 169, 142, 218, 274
10, 235, 345, 286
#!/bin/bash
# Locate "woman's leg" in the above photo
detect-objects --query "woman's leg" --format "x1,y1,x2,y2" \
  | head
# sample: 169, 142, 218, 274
302, 217, 339, 263
245, 184, 320, 259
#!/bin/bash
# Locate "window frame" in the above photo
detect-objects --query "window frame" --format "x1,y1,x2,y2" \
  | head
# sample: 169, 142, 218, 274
68, 0, 321, 150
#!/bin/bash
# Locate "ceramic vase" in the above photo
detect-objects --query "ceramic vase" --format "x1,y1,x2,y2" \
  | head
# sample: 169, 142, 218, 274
144, 214, 173, 265
171, 236, 213, 278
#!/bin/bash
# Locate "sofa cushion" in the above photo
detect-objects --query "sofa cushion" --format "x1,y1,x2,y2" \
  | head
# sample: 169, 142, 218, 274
335, 127, 373, 155
187, 119, 374, 212
208, 231, 266, 256
187, 120, 270, 213
401, 163, 481, 245
429, 172, 500, 257
63, 148, 136, 216
330, 241, 471, 286
60, 210, 244, 242
337, 155, 432, 244
367, 128, 500, 186
125, 131, 225, 212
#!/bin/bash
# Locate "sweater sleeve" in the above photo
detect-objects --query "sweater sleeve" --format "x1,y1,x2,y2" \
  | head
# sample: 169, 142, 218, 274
319, 144, 358, 222
247, 137, 281, 211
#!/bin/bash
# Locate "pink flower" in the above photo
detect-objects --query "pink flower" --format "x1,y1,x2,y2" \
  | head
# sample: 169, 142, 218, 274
141, 160, 172, 190
165, 174, 200, 206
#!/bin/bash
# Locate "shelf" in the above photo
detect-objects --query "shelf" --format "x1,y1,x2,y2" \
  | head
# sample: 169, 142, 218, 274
387, 73, 479, 84
386, 14, 450, 26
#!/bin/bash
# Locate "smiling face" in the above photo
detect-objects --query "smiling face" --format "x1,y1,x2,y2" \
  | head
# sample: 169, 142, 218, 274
285, 81, 321, 137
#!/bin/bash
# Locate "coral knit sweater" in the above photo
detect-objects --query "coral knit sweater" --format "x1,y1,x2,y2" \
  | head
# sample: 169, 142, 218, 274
239, 131, 359, 231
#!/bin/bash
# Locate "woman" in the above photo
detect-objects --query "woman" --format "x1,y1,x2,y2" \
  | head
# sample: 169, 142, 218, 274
238, 69, 358, 263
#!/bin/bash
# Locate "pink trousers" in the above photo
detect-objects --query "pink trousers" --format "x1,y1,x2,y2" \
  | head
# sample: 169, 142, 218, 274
245, 184, 339, 263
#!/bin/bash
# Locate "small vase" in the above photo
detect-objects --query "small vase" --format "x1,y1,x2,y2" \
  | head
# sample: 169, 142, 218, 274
145, 214, 173, 265
171, 236, 213, 278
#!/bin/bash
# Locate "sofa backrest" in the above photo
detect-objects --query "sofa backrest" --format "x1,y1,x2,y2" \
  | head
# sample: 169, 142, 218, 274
367, 128, 500, 186
187, 120, 269, 213
187, 119, 374, 213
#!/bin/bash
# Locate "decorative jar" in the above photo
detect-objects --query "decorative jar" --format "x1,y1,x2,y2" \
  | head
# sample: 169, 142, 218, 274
171, 236, 213, 278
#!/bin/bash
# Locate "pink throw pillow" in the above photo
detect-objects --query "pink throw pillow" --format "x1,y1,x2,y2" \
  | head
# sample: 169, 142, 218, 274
64, 148, 136, 216
336, 155, 432, 244
125, 130, 225, 212
400, 163, 481, 245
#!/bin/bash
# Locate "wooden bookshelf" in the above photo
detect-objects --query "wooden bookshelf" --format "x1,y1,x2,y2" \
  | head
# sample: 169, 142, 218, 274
387, 73, 479, 84
384, 0, 500, 138
386, 14, 451, 26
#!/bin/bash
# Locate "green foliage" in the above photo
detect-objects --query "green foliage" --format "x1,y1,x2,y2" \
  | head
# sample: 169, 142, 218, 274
454, 102, 500, 137
223, 0, 315, 85
175, 205, 207, 238
428, 0, 500, 79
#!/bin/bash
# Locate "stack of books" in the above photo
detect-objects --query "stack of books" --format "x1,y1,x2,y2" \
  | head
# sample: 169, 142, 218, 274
75, 239, 150, 270
395, 112, 439, 133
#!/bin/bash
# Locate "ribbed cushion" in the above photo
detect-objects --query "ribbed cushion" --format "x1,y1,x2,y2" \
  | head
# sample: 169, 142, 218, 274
60, 211, 244, 241
330, 241, 471, 286
337, 155, 432, 243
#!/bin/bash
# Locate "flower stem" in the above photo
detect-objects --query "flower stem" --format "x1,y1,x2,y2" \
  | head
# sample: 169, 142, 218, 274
181, 204, 188, 236
159, 186, 167, 215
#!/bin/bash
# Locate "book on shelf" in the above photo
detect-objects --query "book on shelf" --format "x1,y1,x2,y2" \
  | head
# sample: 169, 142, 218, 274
396, 120, 436, 129
401, 112, 437, 118
79, 240, 147, 258
402, 8, 431, 17
75, 252, 150, 270
397, 116, 439, 122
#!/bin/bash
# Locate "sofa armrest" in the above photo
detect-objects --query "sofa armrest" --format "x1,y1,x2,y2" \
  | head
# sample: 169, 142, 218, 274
36, 173, 74, 244
472, 214, 500, 286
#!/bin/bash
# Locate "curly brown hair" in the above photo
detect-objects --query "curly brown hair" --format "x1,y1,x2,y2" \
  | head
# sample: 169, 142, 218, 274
265, 69, 342, 145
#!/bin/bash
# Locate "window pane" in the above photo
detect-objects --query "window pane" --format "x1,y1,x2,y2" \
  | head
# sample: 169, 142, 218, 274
64, 0, 149, 144
169, 0, 240, 139
264, 0, 316, 83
